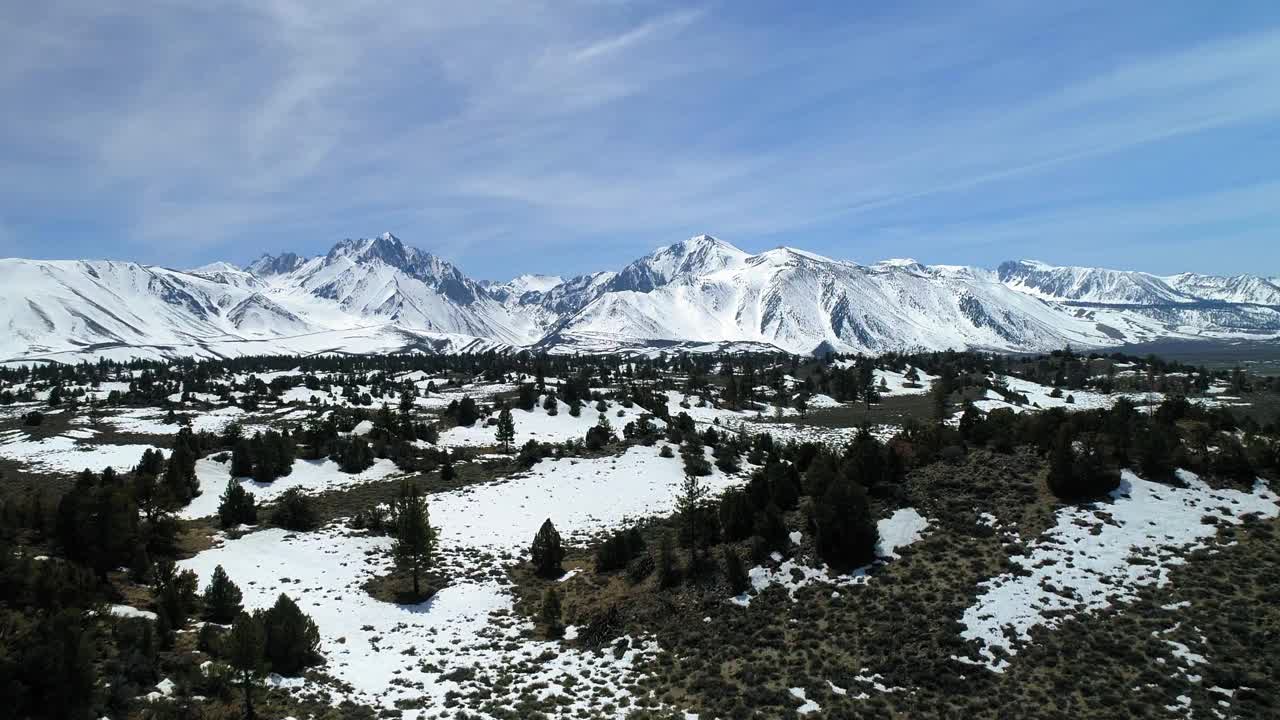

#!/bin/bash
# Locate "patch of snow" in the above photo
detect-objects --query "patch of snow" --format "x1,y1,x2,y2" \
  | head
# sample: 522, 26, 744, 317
178, 444, 736, 716
107, 604, 158, 621
959, 470, 1279, 671
180, 457, 402, 520
789, 687, 820, 715
877, 508, 929, 559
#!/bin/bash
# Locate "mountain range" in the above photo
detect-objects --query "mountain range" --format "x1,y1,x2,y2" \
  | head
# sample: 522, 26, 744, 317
2, 232, 1278, 362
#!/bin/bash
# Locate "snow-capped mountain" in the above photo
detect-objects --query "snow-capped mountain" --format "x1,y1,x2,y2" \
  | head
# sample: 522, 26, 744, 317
1164, 272, 1280, 306
545, 243, 1104, 354
2, 233, 1277, 362
998, 260, 1192, 305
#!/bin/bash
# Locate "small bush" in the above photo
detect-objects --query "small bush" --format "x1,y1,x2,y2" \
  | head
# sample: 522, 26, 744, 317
269, 488, 318, 531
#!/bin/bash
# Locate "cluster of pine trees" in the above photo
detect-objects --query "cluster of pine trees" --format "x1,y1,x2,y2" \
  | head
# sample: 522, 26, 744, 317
229, 428, 296, 482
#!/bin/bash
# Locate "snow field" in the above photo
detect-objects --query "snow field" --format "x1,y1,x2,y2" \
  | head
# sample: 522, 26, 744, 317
0, 427, 166, 473
959, 470, 1279, 671
442, 394, 659, 447
731, 508, 930, 606
179, 444, 739, 716
180, 457, 402, 520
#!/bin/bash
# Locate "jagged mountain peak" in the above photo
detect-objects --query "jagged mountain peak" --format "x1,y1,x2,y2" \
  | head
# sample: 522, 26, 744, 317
246, 251, 304, 277
608, 234, 750, 293
997, 258, 1189, 305
754, 246, 845, 266
4, 232, 1280, 362
326, 232, 417, 268
190, 261, 242, 275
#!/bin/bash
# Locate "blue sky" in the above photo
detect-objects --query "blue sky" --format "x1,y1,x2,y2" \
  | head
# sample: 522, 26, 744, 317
2, 1, 1279, 280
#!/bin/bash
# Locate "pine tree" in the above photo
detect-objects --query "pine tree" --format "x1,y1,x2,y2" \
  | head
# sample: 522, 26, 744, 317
204, 564, 244, 624
680, 440, 712, 477
227, 611, 264, 720
676, 472, 709, 555
43, 610, 96, 720
718, 489, 755, 542
723, 547, 749, 595
439, 449, 455, 482
495, 406, 516, 453
260, 593, 321, 675
540, 587, 564, 639
164, 429, 199, 503
268, 488, 317, 531
516, 383, 536, 411
811, 478, 877, 571
714, 440, 741, 474
218, 478, 257, 529
656, 530, 678, 589
1046, 425, 1076, 498
337, 436, 373, 474
456, 396, 479, 426
231, 439, 253, 478
391, 481, 438, 598
530, 518, 565, 578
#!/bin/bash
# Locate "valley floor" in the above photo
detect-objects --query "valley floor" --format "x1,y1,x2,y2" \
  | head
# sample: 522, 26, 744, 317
2, 349, 1278, 719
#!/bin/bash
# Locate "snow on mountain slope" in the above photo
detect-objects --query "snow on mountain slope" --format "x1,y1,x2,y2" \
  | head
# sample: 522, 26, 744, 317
0, 234, 533, 362
998, 260, 1192, 305
0, 259, 269, 358
490, 274, 565, 297
1164, 272, 1280, 305
554, 245, 1107, 354
246, 252, 304, 276
189, 262, 264, 290
605, 234, 751, 293
2, 233, 1278, 362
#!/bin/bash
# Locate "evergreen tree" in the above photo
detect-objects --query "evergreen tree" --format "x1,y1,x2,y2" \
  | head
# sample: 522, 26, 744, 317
337, 436, 374, 474
204, 564, 244, 624
164, 427, 201, 503
811, 478, 877, 571
227, 611, 264, 720
754, 503, 789, 551
530, 518, 565, 578
218, 478, 257, 529
259, 593, 321, 675
391, 481, 438, 598
516, 383, 536, 411
718, 489, 755, 542
230, 439, 253, 478
680, 440, 712, 477
714, 439, 741, 474
495, 406, 516, 452
656, 531, 678, 589
676, 472, 710, 555
269, 488, 317, 531
540, 587, 564, 639
1046, 425, 1076, 498
723, 547, 749, 595
439, 449, 455, 482
456, 396, 479, 426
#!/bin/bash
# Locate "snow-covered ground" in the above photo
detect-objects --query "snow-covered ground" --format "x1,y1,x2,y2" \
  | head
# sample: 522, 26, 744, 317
178, 444, 739, 716
874, 367, 936, 396
970, 375, 1113, 414
959, 470, 1279, 671
0, 427, 165, 473
181, 457, 403, 520
732, 508, 931, 606
107, 405, 263, 436
441, 395, 659, 448
876, 508, 930, 559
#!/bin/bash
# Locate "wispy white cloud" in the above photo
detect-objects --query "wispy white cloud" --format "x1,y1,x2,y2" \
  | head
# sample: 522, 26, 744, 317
1, 2, 1278, 276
